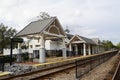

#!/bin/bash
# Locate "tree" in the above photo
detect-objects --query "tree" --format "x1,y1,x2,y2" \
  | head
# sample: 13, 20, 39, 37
102, 40, 115, 50
65, 26, 70, 33
37, 12, 51, 20
0, 23, 17, 54
116, 42, 120, 49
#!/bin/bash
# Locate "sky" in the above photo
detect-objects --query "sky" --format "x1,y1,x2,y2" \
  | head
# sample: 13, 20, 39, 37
0, 0, 120, 44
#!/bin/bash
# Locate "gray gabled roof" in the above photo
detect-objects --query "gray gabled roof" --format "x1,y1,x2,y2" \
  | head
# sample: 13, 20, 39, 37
92, 38, 103, 45
92, 38, 99, 45
16, 17, 56, 37
69, 35, 97, 45
66, 33, 74, 40
78, 35, 96, 44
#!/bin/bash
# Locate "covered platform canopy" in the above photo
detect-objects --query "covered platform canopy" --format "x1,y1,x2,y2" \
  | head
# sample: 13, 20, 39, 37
16, 17, 67, 63
68, 35, 102, 56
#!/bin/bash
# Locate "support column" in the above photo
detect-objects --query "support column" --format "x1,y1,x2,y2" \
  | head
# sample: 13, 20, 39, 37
94, 46, 97, 54
88, 44, 91, 55
96, 46, 98, 53
75, 44, 78, 56
17, 43, 22, 62
83, 43, 86, 56
100, 46, 103, 52
39, 35, 45, 63
97, 46, 99, 53
81, 45, 83, 55
69, 43, 72, 56
99, 46, 101, 52
32, 38, 36, 58
91, 46, 93, 54
92, 46, 95, 54
62, 38, 67, 59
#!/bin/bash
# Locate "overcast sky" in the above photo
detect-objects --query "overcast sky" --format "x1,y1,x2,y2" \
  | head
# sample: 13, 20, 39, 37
0, 0, 120, 44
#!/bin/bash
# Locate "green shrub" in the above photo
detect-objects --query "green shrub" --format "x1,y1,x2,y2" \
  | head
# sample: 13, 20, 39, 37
4, 55, 16, 63
21, 52, 29, 61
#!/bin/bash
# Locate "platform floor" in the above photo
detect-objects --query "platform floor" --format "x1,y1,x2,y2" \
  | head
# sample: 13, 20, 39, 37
33, 55, 91, 67
17, 55, 84, 66
32, 52, 106, 67
16, 54, 96, 67
0, 71, 11, 77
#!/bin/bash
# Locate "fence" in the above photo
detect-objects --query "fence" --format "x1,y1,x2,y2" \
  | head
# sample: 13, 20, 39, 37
75, 50, 118, 79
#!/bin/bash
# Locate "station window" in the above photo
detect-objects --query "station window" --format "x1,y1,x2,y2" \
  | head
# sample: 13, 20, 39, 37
36, 45, 40, 47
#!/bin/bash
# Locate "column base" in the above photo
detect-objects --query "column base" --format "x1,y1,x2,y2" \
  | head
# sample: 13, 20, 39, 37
62, 48, 67, 59
17, 54, 22, 62
39, 48, 46, 63
17, 49, 22, 62
75, 51, 78, 56
83, 54, 86, 56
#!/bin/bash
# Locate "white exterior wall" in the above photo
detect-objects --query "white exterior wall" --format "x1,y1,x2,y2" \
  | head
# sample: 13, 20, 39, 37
28, 39, 63, 50
49, 41, 63, 50
29, 39, 40, 49
45, 40, 51, 50
3, 48, 28, 55
4, 39, 64, 55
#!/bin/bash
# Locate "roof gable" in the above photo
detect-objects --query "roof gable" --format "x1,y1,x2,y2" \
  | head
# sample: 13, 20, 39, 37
78, 35, 96, 44
69, 35, 85, 44
69, 35, 97, 45
71, 36, 83, 42
16, 17, 57, 37
45, 18, 65, 36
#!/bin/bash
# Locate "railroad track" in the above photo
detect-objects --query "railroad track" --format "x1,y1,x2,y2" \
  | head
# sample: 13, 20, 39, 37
1, 50, 118, 80
1, 61, 75, 80
112, 57, 120, 80
30, 63, 75, 80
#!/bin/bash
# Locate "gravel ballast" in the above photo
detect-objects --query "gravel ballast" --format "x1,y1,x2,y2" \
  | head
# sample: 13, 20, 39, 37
4, 63, 35, 75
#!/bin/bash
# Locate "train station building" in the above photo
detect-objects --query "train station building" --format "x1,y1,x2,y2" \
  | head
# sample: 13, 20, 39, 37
16, 17, 67, 63
4, 17, 105, 63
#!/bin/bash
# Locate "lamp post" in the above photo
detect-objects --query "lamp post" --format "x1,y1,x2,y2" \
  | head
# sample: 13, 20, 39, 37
10, 37, 13, 65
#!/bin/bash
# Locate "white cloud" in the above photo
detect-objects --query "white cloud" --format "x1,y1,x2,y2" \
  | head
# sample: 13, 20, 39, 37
0, 0, 120, 44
